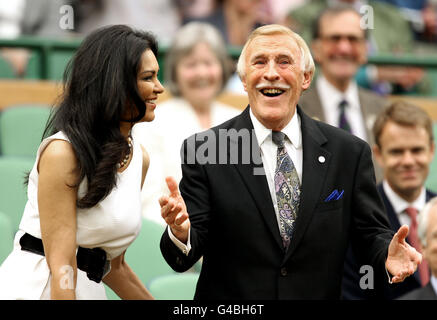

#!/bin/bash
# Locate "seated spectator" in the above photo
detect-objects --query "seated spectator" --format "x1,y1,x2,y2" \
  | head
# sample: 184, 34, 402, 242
75, 0, 181, 45
287, 0, 427, 95
375, 0, 437, 45
134, 22, 240, 225
298, 5, 388, 181
0, 0, 74, 77
185, 0, 268, 47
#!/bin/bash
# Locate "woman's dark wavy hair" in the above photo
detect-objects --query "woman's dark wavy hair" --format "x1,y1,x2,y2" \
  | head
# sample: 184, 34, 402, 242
43, 25, 158, 209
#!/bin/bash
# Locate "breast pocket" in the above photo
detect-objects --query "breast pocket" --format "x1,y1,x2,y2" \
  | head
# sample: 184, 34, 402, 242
316, 199, 343, 212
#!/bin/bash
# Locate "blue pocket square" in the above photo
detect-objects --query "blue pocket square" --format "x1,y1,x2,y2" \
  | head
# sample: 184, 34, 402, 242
324, 189, 344, 202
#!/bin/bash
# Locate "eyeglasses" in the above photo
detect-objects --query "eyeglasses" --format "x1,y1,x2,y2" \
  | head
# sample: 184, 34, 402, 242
319, 34, 365, 45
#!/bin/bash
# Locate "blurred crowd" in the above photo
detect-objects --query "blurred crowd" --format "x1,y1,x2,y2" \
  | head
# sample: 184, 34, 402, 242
0, 0, 436, 45
0, 1, 436, 77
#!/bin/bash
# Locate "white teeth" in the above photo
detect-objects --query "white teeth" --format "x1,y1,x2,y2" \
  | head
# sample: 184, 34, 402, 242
261, 88, 284, 94
145, 99, 156, 104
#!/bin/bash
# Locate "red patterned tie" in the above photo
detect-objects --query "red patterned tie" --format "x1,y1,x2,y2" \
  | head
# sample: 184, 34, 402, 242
405, 207, 430, 286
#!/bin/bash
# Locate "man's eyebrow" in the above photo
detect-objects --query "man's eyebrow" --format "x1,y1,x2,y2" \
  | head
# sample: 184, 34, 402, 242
250, 53, 295, 62
250, 53, 266, 61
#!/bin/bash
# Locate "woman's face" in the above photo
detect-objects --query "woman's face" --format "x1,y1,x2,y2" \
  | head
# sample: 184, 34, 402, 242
134, 49, 164, 122
175, 42, 223, 108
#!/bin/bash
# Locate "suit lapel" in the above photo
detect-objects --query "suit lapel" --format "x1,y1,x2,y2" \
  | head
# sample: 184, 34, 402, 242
231, 107, 284, 249
378, 184, 402, 232
301, 85, 326, 122
284, 107, 331, 261
357, 89, 377, 146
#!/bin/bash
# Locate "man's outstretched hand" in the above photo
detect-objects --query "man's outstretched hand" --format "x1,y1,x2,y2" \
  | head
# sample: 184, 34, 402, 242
385, 225, 422, 283
159, 176, 190, 243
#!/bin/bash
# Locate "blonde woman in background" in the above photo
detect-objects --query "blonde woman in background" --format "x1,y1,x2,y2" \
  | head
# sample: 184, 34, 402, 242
134, 22, 240, 225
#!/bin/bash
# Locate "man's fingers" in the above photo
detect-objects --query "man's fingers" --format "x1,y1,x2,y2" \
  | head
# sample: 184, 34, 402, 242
162, 200, 183, 224
158, 196, 168, 207
165, 176, 180, 197
174, 212, 188, 226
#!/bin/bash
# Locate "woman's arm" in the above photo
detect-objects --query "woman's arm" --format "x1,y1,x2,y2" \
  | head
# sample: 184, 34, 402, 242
38, 139, 79, 300
103, 251, 154, 300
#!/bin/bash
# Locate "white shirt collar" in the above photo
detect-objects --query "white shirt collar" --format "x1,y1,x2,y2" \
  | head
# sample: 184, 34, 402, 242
249, 107, 301, 149
382, 180, 427, 214
317, 75, 360, 112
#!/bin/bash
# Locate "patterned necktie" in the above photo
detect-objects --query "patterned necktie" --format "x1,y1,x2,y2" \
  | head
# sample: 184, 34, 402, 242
338, 100, 352, 134
405, 207, 430, 286
272, 131, 301, 250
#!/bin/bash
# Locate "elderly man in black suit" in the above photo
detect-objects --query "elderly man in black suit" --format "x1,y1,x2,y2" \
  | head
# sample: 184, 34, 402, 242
159, 24, 421, 299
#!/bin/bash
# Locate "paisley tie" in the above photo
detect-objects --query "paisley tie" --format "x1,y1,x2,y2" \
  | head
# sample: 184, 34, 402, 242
272, 131, 301, 249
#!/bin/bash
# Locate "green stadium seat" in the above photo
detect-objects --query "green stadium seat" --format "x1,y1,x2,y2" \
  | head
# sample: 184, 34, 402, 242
24, 50, 43, 79
0, 211, 14, 265
46, 50, 74, 81
0, 156, 34, 231
148, 273, 199, 300
0, 55, 16, 78
0, 104, 51, 158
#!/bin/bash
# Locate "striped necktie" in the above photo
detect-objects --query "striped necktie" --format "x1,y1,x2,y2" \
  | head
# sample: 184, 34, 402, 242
405, 207, 430, 286
338, 99, 352, 134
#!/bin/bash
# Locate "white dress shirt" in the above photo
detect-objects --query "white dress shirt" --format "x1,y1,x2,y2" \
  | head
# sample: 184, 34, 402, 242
249, 108, 303, 231
431, 275, 437, 295
170, 107, 304, 254
316, 75, 368, 142
382, 180, 427, 227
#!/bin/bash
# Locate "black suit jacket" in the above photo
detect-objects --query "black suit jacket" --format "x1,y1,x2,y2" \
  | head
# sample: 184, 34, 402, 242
342, 184, 436, 300
160, 106, 394, 299
298, 82, 388, 182
398, 282, 437, 300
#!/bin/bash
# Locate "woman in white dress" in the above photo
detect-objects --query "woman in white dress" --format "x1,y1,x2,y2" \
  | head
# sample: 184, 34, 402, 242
135, 22, 240, 225
0, 25, 164, 299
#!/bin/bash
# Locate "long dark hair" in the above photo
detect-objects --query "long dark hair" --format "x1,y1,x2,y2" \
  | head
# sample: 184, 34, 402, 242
44, 25, 158, 208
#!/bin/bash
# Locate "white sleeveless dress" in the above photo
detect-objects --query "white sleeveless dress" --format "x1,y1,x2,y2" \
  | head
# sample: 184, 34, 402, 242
0, 132, 143, 299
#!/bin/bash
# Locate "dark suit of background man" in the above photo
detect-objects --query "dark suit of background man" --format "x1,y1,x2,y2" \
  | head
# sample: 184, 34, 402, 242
343, 101, 436, 299
400, 197, 437, 300
297, 5, 387, 182
158, 24, 421, 300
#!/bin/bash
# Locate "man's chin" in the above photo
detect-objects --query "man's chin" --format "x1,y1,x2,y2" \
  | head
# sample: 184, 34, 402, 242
397, 181, 423, 195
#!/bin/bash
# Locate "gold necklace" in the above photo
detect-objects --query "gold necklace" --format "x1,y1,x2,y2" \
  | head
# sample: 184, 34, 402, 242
117, 135, 133, 169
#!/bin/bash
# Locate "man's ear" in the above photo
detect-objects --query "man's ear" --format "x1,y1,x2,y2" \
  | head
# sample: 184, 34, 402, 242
301, 71, 312, 91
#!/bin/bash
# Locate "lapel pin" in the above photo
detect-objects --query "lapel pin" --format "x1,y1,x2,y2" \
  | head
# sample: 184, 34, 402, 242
318, 156, 325, 163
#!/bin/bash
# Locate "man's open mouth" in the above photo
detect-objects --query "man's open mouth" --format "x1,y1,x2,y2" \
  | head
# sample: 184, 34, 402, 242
260, 88, 285, 97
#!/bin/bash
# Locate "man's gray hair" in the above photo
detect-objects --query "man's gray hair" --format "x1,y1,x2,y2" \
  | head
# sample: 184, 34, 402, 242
236, 24, 315, 80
